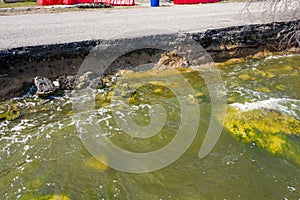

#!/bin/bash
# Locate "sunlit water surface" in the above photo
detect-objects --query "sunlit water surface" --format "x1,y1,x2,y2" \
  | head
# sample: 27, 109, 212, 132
0, 54, 299, 199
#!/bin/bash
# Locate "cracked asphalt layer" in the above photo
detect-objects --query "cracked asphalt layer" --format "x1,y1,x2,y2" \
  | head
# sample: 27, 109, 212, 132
0, 1, 296, 50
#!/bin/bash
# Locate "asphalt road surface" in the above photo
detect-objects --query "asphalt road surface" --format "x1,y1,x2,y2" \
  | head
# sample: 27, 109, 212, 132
0, 1, 296, 50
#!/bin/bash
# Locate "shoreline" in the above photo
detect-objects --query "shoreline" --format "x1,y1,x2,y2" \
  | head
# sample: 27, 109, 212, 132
0, 20, 299, 100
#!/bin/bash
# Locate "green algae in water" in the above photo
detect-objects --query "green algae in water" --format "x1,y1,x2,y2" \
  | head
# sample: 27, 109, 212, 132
21, 194, 71, 200
224, 106, 300, 164
220, 54, 300, 164
0, 101, 21, 121
0, 54, 300, 199
221, 54, 300, 102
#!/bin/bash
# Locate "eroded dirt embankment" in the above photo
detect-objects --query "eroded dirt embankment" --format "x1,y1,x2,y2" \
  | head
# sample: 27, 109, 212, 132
0, 20, 299, 100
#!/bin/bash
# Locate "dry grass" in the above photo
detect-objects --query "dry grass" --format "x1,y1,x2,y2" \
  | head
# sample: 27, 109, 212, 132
0, 1, 38, 8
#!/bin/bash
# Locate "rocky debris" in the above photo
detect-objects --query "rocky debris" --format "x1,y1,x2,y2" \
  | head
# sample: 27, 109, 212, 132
75, 72, 113, 90
58, 71, 106, 90
34, 76, 58, 97
89, 76, 106, 89
76, 71, 95, 89
1, 20, 299, 100
0, 102, 21, 121
33, 71, 110, 98
58, 75, 76, 90
154, 51, 190, 69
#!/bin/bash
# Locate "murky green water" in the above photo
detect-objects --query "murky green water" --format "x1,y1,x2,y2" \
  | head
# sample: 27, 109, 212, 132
0, 54, 300, 199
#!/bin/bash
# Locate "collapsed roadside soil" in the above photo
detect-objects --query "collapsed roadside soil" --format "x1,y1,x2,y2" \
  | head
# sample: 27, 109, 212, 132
0, 20, 299, 100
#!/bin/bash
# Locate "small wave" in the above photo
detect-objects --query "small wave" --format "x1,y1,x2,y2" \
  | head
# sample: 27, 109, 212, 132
230, 98, 300, 119
264, 54, 298, 60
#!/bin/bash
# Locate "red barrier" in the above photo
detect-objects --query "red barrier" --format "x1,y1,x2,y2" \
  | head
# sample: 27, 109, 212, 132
38, 0, 134, 5
62, 0, 74, 4
37, 0, 46, 5
37, 0, 58, 5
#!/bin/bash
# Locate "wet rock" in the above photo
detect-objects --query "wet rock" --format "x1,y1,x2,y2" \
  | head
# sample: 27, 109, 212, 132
36, 72, 107, 95
57, 75, 76, 90
34, 76, 57, 97
89, 76, 105, 89
73, 71, 109, 90
0, 102, 21, 121
76, 71, 94, 89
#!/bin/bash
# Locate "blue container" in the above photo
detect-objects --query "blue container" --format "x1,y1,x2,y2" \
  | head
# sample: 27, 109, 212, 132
151, 0, 159, 7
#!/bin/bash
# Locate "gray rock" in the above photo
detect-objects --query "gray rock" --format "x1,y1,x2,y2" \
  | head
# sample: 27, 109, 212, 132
89, 76, 105, 89
76, 71, 94, 89
34, 76, 57, 97
57, 75, 76, 90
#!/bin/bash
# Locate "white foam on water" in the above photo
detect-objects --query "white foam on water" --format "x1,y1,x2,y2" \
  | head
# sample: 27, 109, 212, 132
11, 125, 26, 132
230, 98, 300, 119
264, 54, 297, 60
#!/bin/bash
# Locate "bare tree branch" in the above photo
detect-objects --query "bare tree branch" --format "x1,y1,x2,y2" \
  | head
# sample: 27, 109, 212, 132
244, 0, 300, 51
